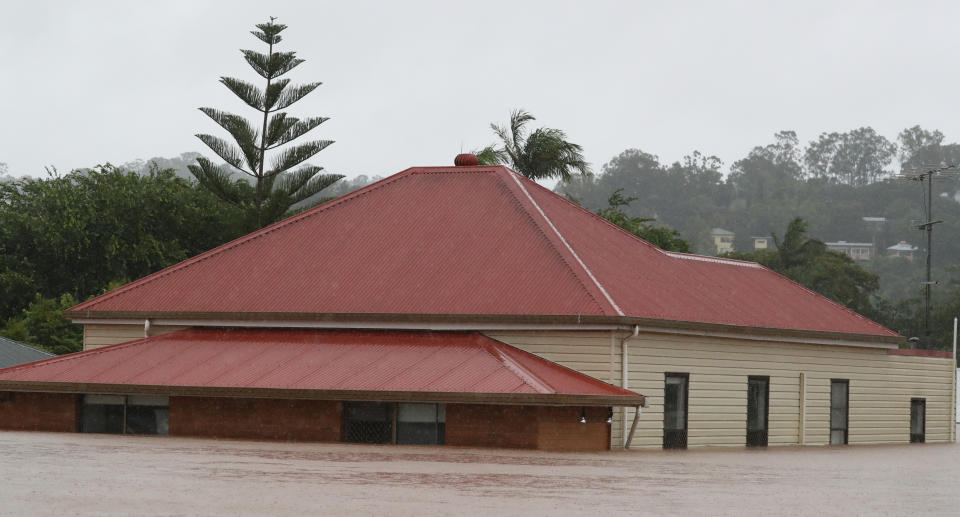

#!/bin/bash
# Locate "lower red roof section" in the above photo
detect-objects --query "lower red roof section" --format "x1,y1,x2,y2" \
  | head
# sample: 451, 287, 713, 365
0, 329, 642, 405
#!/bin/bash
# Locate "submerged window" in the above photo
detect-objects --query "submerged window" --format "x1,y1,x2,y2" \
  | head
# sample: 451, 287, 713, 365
746, 376, 769, 447
80, 394, 169, 435
910, 398, 925, 443
830, 380, 849, 445
663, 373, 689, 449
342, 402, 393, 444
342, 402, 445, 445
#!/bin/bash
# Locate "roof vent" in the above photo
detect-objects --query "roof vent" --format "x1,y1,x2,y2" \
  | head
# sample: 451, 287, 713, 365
454, 153, 479, 166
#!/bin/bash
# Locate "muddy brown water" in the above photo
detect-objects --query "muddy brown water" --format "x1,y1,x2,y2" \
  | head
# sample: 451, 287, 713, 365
1, 429, 958, 516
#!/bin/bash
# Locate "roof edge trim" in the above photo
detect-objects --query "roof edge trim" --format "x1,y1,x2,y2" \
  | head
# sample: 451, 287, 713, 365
65, 311, 904, 345
0, 381, 644, 407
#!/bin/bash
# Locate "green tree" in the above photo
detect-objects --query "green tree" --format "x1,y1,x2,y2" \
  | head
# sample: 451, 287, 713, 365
0, 165, 246, 320
803, 127, 896, 185
2, 294, 82, 355
477, 109, 591, 181
189, 18, 343, 228
596, 189, 690, 252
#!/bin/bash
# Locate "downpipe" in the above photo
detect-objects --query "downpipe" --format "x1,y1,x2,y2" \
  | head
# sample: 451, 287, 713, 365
621, 325, 639, 448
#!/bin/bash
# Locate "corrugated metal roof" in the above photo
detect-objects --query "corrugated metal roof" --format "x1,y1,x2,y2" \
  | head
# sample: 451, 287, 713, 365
0, 336, 54, 369
0, 329, 641, 404
68, 164, 897, 338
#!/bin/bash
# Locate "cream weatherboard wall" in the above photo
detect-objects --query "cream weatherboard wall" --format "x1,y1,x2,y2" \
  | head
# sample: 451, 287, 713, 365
83, 324, 185, 350
485, 330, 956, 449
81, 324, 955, 449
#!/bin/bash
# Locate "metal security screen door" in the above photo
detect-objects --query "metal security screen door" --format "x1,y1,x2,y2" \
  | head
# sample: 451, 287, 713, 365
830, 380, 849, 445
910, 398, 925, 443
746, 376, 769, 446
663, 373, 689, 449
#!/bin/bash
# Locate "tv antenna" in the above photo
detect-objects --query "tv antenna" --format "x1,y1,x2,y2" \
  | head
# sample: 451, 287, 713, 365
895, 165, 960, 345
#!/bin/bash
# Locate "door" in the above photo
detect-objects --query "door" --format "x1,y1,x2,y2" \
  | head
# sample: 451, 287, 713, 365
663, 373, 689, 449
910, 398, 925, 443
746, 376, 769, 447
830, 379, 849, 445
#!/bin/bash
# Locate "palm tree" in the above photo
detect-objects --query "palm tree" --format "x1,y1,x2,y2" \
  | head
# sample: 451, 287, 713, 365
477, 109, 591, 181
772, 217, 826, 270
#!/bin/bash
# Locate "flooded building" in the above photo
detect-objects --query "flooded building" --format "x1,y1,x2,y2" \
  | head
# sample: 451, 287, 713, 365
0, 156, 955, 450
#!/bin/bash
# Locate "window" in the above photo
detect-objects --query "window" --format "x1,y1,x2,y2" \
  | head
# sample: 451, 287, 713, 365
343, 402, 445, 445
80, 394, 169, 435
663, 373, 689, 449
830, 380, 849, 445
342, 402, 393, 444
910, 398, 925, 443
746, 376, 769, 447
397, 403, 445, 445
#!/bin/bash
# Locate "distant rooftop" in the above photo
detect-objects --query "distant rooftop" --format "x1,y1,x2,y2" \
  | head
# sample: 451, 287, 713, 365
862, 217, 887, 223
0, 336, 53, 369
826, 241, 873, 247
710, 228, 735, 235
887, 241, 918, 252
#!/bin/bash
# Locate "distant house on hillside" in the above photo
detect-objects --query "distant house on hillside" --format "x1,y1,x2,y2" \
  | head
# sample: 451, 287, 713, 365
0, 336, 53, 369
826, 240, 874, 261
710, 228, 735, 254
751, 236, 771, 251
887, 241, 919, 260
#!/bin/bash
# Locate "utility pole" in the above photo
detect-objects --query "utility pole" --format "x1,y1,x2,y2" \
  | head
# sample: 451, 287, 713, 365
918, 171, 938, 343
898, 166, 958, 347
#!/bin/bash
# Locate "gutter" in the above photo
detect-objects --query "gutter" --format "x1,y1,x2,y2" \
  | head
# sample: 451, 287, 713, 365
66, 310, 905, 347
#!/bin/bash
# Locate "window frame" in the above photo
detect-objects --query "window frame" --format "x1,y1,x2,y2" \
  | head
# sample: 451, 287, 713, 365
662, 372, 690, 449
829, 379, 850, 445
746, 375, 770, 447
910, 398, 926, 444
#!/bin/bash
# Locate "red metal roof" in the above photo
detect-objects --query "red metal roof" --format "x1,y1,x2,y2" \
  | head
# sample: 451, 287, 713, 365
68, 165, 897, 338
0, 329, 641, 405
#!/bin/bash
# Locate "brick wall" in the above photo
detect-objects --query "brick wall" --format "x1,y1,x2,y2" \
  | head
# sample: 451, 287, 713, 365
0, 392, 78, 432
536, 406, 610, 451
169, 397, 340, 442
446, 404, 539, 449
446, 404, 610, 451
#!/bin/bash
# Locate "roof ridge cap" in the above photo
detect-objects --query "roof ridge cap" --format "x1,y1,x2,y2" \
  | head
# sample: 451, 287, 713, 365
68, 170, 420, 313
665, 252, 763, 268
501, 169, 625, 316
479, 337, 554, 394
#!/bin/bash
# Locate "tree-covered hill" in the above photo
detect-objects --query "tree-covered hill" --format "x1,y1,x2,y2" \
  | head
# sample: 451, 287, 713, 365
558, 127, 960, 303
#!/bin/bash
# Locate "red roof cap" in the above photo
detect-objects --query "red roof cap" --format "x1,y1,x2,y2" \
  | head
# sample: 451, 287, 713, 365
454, 153, 479, 166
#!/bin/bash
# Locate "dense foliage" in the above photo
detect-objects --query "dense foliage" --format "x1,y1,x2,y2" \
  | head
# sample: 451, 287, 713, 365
595, 189, 690, 252
0, 166, 247, 353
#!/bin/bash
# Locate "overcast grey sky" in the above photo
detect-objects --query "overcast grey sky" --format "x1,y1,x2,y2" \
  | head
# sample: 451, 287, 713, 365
2, 0, 959, 181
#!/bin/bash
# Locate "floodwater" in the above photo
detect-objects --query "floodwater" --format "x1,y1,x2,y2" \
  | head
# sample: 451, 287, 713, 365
1, 430, 958, 516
